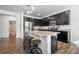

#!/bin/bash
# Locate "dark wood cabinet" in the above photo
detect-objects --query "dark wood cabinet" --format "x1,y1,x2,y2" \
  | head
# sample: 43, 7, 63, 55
57, 31, 68, 43
55, 13, 62, 25
62, 10, 70, 25
49, 10, 70, 25
42, 18, 49, 26
50, 15, 56, 21
33, 19, 49, 26
38, 19, 44, 26
33, 19, 39, 26
49, 13, 62, 25
51, 36, 57, 53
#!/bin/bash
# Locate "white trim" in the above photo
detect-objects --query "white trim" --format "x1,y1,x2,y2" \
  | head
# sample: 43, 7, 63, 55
21, 12, 24, 39
24, 15, 41, 19
0, 9, 19, 16
47, 35, 51, 54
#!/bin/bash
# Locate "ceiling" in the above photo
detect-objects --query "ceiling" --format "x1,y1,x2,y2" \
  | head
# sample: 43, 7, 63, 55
0, 5, 74, 19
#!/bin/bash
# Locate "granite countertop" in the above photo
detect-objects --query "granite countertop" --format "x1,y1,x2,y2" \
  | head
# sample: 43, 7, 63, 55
32, 30, 60, 36
32, 28, 71, 36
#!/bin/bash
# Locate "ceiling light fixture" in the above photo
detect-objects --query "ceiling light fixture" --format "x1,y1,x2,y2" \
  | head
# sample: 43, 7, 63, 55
31, 6, 35, 11
26, 5, 35, 15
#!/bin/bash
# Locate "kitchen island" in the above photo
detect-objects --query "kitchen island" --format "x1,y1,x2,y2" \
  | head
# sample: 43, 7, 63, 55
31, 30, 60, 54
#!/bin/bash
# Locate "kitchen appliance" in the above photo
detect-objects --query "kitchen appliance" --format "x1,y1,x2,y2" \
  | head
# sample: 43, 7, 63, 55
49, 21, 59, 31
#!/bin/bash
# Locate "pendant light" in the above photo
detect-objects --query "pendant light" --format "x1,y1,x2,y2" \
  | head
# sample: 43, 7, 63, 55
26, 5, 35, 15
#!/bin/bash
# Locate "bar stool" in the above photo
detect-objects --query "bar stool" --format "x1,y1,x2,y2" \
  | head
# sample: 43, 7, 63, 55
29, 39, 42, 54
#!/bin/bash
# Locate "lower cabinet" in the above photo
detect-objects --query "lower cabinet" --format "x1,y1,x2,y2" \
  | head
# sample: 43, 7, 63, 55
57, 31, 68, 43
51, 36, 57, 54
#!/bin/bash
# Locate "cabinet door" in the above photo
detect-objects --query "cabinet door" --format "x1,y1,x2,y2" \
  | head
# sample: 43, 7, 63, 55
33, 19, 35, 26
51, 36, 57, 53
33, 19, 36, 26
50, 14, 62, 25
56, 13, 62, 25
46, 20, 49, 26
62, 10, 70, 25
33, 19, 39, 26
58, 31, 68, 43
40, 20, 44, 26
50, 16, 55, 21
41, 18, 49, 26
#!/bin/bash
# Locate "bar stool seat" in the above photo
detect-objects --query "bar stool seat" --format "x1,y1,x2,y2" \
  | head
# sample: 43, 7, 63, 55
31, 39, 41, 45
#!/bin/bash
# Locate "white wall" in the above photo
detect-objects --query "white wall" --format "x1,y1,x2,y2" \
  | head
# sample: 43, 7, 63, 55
69, 6, 79, 42
19, 12, 24, 39
0, 14, 16, 38
0, 9, 22, 39
16, 13, 22, 38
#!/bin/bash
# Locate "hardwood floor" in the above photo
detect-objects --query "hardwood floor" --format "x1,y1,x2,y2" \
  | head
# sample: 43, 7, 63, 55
0, 37, 79, 54
0, 37, 24, 54
56, 41, 76, 54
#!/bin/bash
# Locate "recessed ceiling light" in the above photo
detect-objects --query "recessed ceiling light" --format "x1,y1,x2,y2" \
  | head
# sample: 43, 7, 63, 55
27, 11, 30, 14
27, 11, 33, 14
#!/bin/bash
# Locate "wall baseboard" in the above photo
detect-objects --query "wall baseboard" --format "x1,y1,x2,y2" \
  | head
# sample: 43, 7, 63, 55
0, 37, 9, 40
0, 37, 23, 40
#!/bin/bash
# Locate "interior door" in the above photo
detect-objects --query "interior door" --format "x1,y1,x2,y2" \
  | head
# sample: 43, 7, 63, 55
9, 21, 16, 53
9, 21, 16, 38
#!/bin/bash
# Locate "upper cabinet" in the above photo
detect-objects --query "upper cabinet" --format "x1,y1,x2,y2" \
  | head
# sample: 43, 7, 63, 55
50, 15, 56, 21
33, 19, 38, 26
24, 10, 70, 26
61, 10, 70, 25
47, 10, 70, 25
55, 13, 62, 25
33, 19, 49, 26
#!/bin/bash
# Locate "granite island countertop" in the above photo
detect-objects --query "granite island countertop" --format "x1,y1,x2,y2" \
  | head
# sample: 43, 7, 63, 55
32, 30, 60, 36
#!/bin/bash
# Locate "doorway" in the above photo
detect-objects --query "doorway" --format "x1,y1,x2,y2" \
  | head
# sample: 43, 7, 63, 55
9, 21, 16, 53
